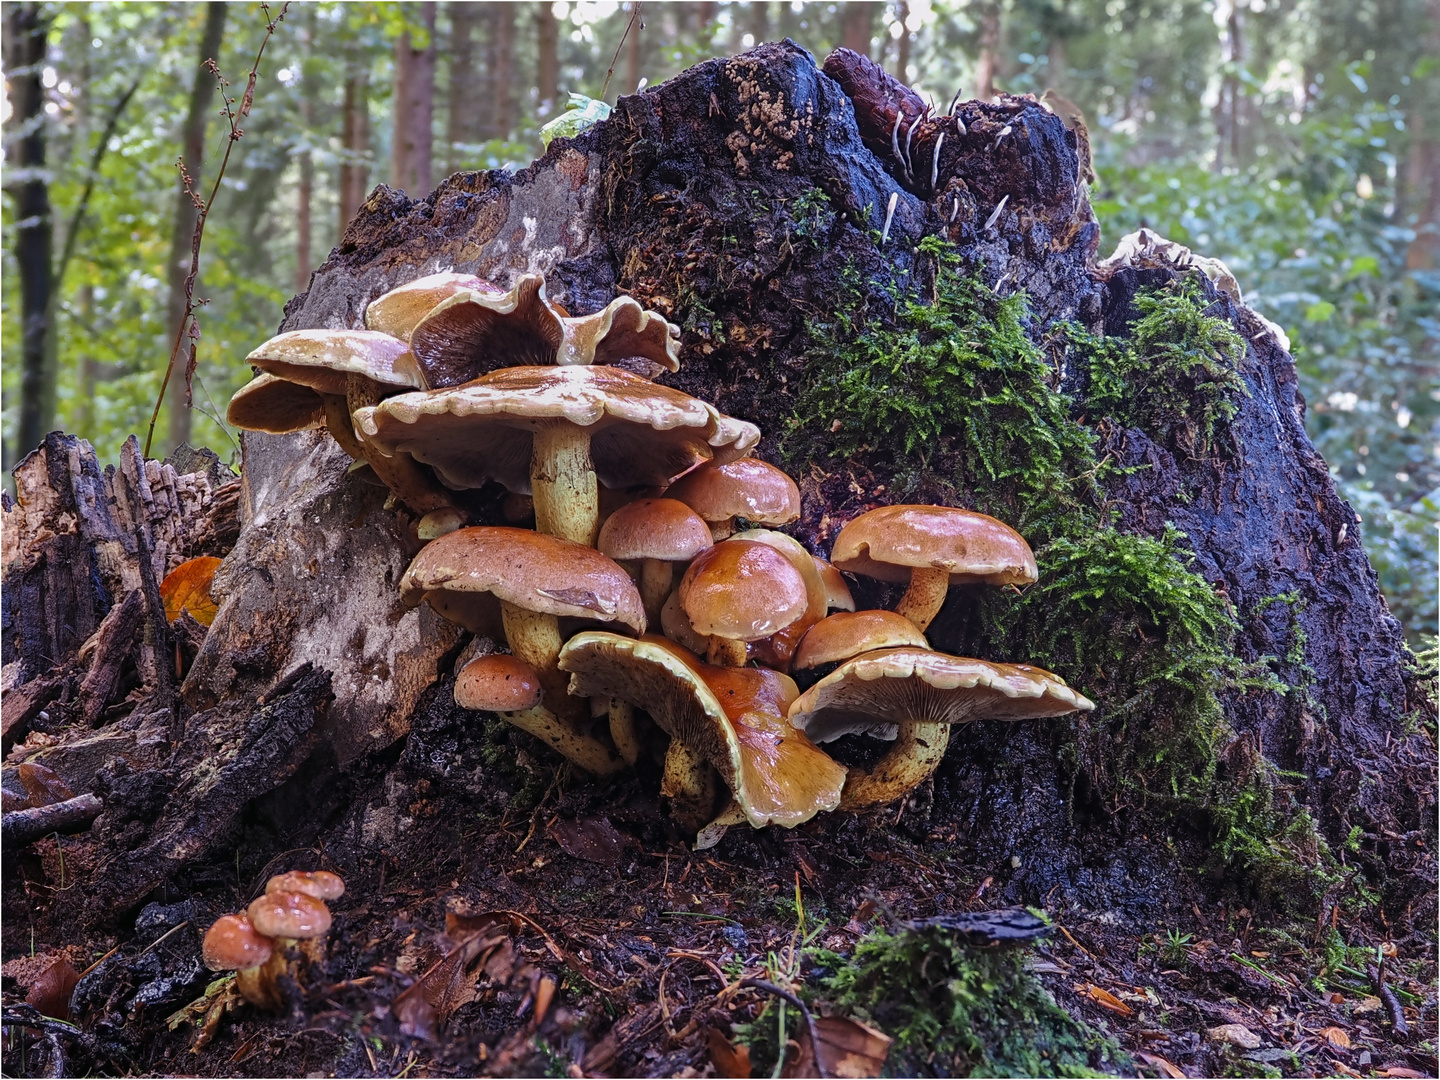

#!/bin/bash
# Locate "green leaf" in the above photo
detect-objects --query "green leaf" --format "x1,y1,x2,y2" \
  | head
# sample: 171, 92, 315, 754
1305, 301, 1337, 322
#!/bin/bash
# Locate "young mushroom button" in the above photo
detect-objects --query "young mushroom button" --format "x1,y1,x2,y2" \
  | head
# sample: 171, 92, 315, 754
792, 610, 930, 672
597, 498, 714, 626
666, 458, 802, 540
829, 505, 1038, 632
202, 913, 284, 1010
678, 540, 809, 667
455, 653, 544, 713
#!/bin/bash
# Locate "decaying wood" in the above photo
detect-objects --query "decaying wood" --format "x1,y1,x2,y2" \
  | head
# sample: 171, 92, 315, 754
1, 792, 102, 848
74, 589, 143, 727
0, 670, 71, 750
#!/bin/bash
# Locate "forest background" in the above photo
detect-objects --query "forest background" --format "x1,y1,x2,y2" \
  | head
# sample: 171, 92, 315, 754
2, 0, 1436, 642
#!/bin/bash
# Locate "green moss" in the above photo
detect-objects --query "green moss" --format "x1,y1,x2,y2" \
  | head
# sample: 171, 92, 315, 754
808, 922, 1122, 1077
1072, 275, 1249, 454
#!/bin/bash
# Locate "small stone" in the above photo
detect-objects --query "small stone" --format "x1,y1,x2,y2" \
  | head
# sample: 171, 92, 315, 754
1207, 1023, 1262, 1050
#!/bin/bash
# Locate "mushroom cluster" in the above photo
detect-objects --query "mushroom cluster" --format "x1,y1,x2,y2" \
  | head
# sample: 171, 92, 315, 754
228, 272, 1094, 842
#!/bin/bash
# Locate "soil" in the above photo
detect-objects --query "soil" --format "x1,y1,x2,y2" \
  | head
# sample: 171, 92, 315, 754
2, 40, 1434, 1079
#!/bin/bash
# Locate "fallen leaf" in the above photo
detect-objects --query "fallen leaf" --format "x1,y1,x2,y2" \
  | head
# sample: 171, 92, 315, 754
393, 921, 509, 1036
1136, 1050, 1187, 1078
1353, 995, 1383, 1014
1376, 1068, 1424, 1078
707, 1026, 752, 1078
13, 954, 81, 1019
1207, 1023, 1262, 1050
1329, 992, 1346, 1004
548, 816, 626, 865
160, 556, 222, 626
1078, 983, 1134, 1017
784, 1014, 892, 1078
1320, 1026, 1352, 1049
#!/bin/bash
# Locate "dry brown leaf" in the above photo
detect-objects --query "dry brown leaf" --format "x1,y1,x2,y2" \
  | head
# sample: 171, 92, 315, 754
1206, 1023, 1261, 1050
548, 816, 626, 865
160, 556, 222, 626
15, 954, 81, 1019
1353, 995, 1383, 1014
1078, 982, 1134, 1017
707, 1026, 752, 1078
393, 922, 510, 1037
783, 1014, 892, 1078
1136, 1050, 1187, 1078
1376, 1068, 1424, 1077
1320, 1026, 1352, 1049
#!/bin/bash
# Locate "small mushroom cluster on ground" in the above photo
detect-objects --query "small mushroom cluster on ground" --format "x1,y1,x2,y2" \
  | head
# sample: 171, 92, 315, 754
227, 271, 1094, 847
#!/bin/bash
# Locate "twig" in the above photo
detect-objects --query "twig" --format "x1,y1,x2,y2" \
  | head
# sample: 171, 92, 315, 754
600, 2, 642, 102
1, 794, 102, 849
1367, 963, 1409, 1038
145, 2, 291, 457
738, 977, 827, 1079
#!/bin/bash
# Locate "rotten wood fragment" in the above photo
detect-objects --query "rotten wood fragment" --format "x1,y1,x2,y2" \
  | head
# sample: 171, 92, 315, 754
75, 590, 144, 726
1, 792, 102, 848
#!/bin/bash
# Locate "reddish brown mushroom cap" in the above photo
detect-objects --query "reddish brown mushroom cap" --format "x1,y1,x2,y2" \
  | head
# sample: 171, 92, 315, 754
203, 914, 275, 971
793, 610, 930, 670
246, 891, 332, 939
265, 870, 346, 901
814, 556, 856, 612
666, 459, 801, 529
678, 540, 809, 642
829, 505, 1038, 586
597, 499, 714, 562
455, 653, 544, 712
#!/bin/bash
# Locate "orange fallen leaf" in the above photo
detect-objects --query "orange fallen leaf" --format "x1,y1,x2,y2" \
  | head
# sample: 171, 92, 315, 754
1078, 982, 1134, 1017
784, 1014, 892, 1078
160, 556, 223, 626
1136, 1050, 1186, 1078
706, 1026, 752, 1079
1377, 1068, 1424, 1078
1320, 1026, 1352, 1049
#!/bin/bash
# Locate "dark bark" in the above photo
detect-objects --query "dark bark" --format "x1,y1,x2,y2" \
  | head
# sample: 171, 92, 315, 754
391, 3, 437, 198
3, 3, 54, 467
1, 793, 103, 849
75, 590, 145, 727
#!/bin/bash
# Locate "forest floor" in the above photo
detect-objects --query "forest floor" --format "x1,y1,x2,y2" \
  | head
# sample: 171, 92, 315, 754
3, 723, 1435, 1079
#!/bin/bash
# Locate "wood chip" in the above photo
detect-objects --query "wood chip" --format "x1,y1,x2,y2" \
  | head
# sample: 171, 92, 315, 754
1078, 983, 1134, 1017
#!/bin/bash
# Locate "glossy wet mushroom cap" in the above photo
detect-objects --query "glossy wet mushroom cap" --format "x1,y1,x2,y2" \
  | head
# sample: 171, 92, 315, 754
203, 914, 274, 971
792, 610, 930, 670
597, 499, 714, 563
678, 540, 809, 642
814, 556, 856, 612
666, 458, 801, 538
265, 870, 346, 901
246, 891, 333, 939
455, 653, 544, 712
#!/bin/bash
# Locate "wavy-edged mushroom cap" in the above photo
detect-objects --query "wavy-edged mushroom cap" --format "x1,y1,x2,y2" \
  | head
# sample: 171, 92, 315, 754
790, 647, 1094, 744
399, 526, 645, 631
679, 540, 809, 642
598, 498, 713, 562
364, 271, 500, 342
814, 556, 856, 612
265, 870, 346, 901
559, 632, 845, 828
793, 611, 930, 671
245, 329, 423, 396
666, 459, 801, 535
830, 505, 1038, 586
560, 294, 681, 373
246, 891, 332, 939
226, 373, 325, 433
356, 365, 760, 494
203, 914, 274, 971
455, 653, 543, 712
405, 273, 564, 388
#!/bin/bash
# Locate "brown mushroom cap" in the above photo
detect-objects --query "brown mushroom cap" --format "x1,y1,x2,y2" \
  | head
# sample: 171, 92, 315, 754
246, 891, 332, 939
225, 373, 325, 433
559, 294, 682, 373
559, 632, 845, 828
265, 870, 346, 901
678, 540, 809, 642
245, 329, 423, 396
597, 499, 713, 562
455, 653, 544, 712
203, 914, 274, 971
829, 505, 1038, 586
355, 365, 760, 493
399, 526, 645, 631
405, 274, 564, 388
789, 647, 1094, 744
814, 556, 856, 612
364, 271, 500, 342
665, 459, 801, 528
793, 611, 930, 670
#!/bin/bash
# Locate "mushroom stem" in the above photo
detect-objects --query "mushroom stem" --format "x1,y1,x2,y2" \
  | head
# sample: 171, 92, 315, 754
661, 738, 720, 832
706, 636, 749, 667
502, 705, 625, 775
838, 720, 952, 811
531, 423, 600, 546
347, 374, 455, 514
234, 948, 287, 1011
639, 559, 673, 625
320, 394, 366, 461
894, 567, 951, 632
499, 601, 583, 726
608, 699, 642, 766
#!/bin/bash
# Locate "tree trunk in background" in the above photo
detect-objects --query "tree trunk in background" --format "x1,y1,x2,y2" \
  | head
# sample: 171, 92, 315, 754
695, 1, 718, 42
339, 60, 371, 232
735, 0, 769, 51
485, 4, 515, 140
4, 2, 54, 467
295, 7, 315, 294
625, 2, 643, 95
391, 3, 437, 198
448, 1, 484, 168
1047, 35, 1067, 89
894, 1, 910, 80
536, 1, 559, 119
1404, 0, 1439, 269
975, 1, 1000, 100
839, 2, 877, 56
165, 1, 227, 454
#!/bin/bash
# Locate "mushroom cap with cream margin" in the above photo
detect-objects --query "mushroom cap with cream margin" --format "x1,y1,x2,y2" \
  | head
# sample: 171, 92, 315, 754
666, 458, 801, 539
403, 273, 564, 388
678, 540, 809, 666
226, 373, 325, 434
559, 632, 846, 831
792, 610, 930, 671
558, 293, 682, 374
830, 505, 1038, 632
789, 647, 1093, 810
364, 271, 499, 342
357, 365, 759, 546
